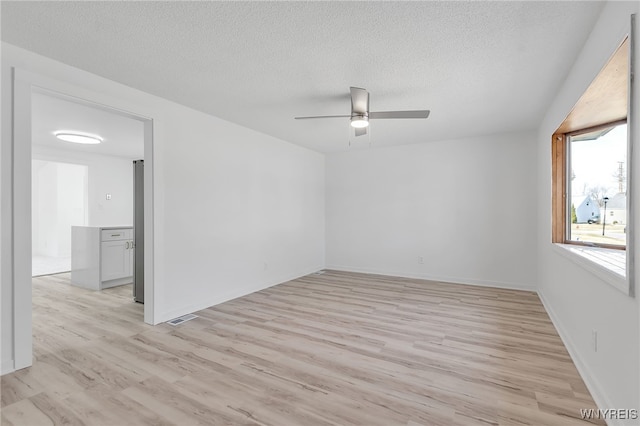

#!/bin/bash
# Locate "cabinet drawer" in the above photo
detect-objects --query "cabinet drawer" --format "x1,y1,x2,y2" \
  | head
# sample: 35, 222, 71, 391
101, 229, 132, 241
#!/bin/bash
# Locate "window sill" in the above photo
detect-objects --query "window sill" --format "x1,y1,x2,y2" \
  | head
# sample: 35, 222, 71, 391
551, 243, 629, 295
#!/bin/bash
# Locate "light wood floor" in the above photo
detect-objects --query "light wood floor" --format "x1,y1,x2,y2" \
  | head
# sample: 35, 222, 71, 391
1, 271, 604, 426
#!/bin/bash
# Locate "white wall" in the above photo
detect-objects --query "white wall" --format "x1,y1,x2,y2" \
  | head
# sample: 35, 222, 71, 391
159, 110, 325, 320
536, 2, 640, 423
32, 161, 58, 257
1, 46, 15, 374
1, 43, 325, 373
32, 147, 134, 228
326, 131, 538, 290
55, 162, 87, 256
32, 160, 87, 258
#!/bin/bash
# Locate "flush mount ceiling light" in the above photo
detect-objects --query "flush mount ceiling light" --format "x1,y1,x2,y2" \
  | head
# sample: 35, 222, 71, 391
350, 114, 369, 128
54, 131, 103, 145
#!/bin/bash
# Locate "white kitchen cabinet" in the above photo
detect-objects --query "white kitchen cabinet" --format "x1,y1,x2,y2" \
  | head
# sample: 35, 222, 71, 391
101, 240, 133, 281
71, 226, 134, 290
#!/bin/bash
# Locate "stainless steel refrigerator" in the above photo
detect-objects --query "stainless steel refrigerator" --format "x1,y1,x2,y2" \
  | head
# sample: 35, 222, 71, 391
133, 160, 144, 303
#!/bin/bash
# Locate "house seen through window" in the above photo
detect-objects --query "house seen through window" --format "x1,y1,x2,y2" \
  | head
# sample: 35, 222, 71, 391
568, 123, 627, 247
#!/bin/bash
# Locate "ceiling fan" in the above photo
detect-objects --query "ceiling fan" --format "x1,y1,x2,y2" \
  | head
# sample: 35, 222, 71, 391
295, 87, 430, 137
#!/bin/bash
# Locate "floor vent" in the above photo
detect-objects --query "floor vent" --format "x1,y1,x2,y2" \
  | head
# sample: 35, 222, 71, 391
167, 313, 198, 326
313, 270, 326, 275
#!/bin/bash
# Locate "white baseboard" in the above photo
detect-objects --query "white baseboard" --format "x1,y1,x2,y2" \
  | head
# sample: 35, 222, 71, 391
1, 359, 15, 376
325, 264, 537, 292
537, 290, 618, 426
156, 265, 325, 324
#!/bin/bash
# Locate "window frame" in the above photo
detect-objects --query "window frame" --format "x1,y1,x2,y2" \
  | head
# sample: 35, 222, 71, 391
552, 119, 628, 250
550, 24, 637, 297
551, 36, 630, 252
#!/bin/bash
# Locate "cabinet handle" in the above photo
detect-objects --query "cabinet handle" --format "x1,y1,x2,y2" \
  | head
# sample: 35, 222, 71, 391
125, 241, 130, 249
131, 240, 134, 249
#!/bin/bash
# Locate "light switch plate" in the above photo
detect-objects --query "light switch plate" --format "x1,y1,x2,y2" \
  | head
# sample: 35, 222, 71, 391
106, 193, 112, 200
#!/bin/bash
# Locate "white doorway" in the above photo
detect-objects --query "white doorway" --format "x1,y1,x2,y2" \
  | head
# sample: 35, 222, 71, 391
32, 160, 88, 277
9, 69, 156, 372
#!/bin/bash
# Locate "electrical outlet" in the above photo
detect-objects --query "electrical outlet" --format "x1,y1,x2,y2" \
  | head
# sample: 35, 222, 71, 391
592, 329, 598, 352
418, 256, 424, 264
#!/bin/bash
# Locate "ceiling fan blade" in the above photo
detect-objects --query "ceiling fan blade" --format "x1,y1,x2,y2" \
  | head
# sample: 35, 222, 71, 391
350, 87, 369, 115
355, 127, 367, 137
294, 115, 350, 120
369, 110, 430, 119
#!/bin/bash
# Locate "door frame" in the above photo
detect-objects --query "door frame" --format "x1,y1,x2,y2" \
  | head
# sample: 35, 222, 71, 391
10, 68, 156, 370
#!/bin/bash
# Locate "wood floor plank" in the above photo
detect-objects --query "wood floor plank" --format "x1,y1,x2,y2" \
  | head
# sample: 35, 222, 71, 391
0, 271, 604, 425
1, 397, 55, 426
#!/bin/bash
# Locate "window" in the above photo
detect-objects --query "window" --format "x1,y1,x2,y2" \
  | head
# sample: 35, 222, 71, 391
552, 38, 629, 251
566, 122, 627, 248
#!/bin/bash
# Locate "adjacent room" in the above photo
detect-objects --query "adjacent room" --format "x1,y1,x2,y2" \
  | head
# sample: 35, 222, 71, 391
1, 2, 639, 426
31, 159, 87, 277
31, 90, 144, 280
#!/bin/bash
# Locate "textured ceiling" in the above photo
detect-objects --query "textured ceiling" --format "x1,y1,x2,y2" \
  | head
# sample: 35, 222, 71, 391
2, 1, 604, 152
32, 91, 144, 160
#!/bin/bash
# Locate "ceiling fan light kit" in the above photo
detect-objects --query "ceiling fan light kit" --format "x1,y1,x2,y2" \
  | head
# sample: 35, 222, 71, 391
350, 114, 369, 128
295, 86, 429, 139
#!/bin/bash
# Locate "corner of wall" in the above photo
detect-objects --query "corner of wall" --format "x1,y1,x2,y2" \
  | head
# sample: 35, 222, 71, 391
1, 360, 15, 376
537, 289, 615, 413
156, 263, 324, 323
